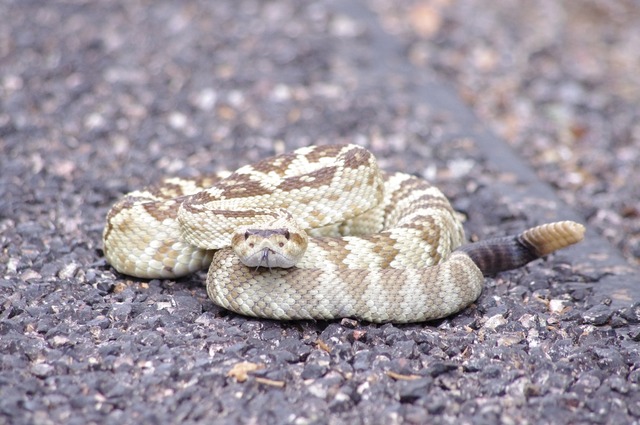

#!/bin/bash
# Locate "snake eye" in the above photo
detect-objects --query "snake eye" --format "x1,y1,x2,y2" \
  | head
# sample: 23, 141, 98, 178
283, 230, 290, 240
244, 231, 250, 240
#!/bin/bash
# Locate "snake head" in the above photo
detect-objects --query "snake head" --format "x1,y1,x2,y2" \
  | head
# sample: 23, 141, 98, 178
231, 211, 309, 269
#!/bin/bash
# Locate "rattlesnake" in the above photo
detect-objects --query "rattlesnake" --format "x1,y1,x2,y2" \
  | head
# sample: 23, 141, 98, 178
103, 144, 585, 323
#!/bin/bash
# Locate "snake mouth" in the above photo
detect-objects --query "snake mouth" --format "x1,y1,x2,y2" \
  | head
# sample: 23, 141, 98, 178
241, 246, 297, 271
257, 247, 275, 271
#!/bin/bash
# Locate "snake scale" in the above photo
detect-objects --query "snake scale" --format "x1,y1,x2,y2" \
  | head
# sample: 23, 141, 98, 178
103, 144, 585, 323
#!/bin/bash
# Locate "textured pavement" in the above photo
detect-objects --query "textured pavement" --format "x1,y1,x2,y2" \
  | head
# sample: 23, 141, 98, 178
1, 1, 639, 424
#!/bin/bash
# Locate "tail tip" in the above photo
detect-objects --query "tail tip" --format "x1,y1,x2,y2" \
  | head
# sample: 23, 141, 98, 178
521, 220, 585, 257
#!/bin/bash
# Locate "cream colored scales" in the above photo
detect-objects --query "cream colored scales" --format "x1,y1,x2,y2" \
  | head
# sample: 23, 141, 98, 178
103, 145, 584, 323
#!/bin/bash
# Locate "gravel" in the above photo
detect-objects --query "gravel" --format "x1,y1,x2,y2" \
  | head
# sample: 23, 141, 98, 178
1, 1, 639, 424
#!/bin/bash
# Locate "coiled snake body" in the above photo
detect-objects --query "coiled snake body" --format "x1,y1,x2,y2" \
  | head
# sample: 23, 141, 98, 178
103, 145, 585, 323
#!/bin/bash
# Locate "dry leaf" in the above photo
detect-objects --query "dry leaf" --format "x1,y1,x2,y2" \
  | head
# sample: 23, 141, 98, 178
227, 362, 264, 382
316, 339, 331, 353
255, 377, 286, 388
386, 371, 421, 381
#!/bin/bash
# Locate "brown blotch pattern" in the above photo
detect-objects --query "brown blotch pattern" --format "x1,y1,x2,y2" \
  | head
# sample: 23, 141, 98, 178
217, 174, 274, 199
277, 166, 338, 192
142, 201, 179, 223
250, 151, 298, 176
193, 174, 227, 189
371, 241, 400, 268
311, 238, 352, 268
342, 145, 374, 170
305, 145, 344, 163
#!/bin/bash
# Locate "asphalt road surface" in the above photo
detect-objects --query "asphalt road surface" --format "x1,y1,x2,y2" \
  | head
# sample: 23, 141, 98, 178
1, 1, 638, 424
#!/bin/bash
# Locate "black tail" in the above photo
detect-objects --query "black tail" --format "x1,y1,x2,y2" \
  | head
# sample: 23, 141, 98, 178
455, 221, 585, 276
